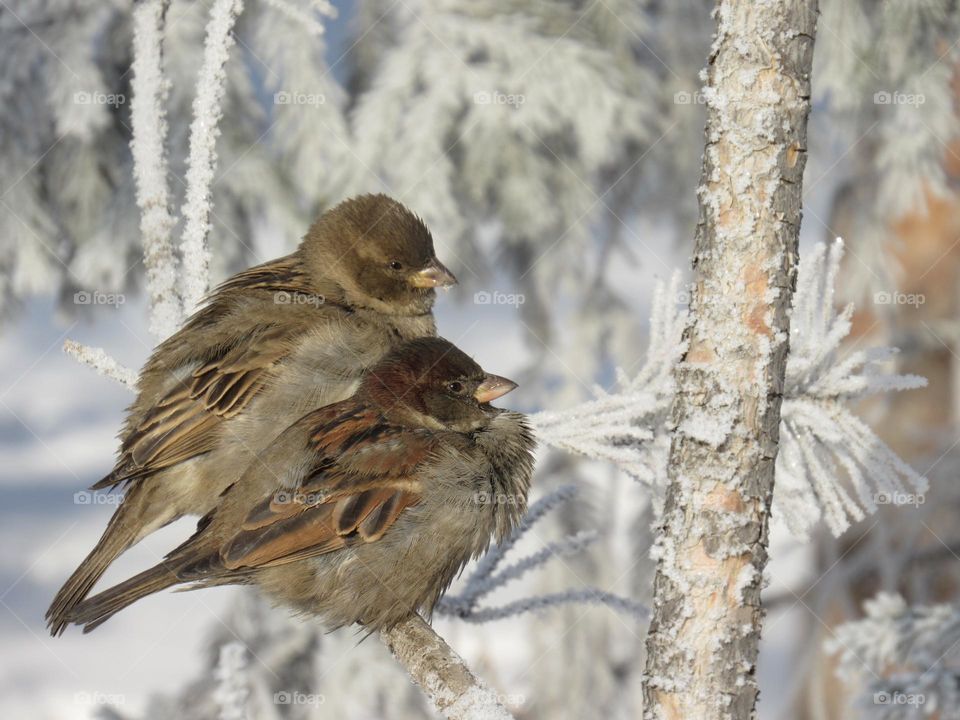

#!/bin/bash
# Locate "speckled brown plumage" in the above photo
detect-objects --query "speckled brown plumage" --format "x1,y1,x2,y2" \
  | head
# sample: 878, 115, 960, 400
47, 195, 456, 636
66, 338, 536, 634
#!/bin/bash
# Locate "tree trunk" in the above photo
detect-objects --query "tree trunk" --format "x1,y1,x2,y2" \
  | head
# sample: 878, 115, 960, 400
642, 2, 819, 718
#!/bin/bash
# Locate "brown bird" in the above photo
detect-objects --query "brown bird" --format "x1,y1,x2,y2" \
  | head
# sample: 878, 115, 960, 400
66, 337, 536, 634
47, 194, 457, 635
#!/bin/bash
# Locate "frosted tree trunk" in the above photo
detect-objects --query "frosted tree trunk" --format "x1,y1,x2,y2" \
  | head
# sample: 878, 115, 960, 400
641, 2, 818, 719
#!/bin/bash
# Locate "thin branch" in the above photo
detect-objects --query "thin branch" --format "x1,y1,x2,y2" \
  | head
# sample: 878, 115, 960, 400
381, 614, 515, 720
179, 0, 244, 314
437, 486, 647, 623
261, 0, 333, 36
130, 0, 181, 339
448, 589, 649, 624
63, 341, 137, 390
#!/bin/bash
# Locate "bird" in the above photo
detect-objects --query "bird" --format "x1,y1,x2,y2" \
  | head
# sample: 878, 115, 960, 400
47, 194, 457, 635
65, 337, 536, 634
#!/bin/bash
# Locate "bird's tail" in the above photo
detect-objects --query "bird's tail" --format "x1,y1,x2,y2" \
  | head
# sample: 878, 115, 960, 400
68, 561, 181, 634
46, 514, 138, 636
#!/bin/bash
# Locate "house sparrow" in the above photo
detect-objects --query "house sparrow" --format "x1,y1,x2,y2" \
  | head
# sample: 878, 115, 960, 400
66, 337, 536, 634
47, 194, 457, 635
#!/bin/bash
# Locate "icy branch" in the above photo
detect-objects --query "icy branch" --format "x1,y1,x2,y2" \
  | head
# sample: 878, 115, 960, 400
531, 273, 687, 486
261, 0, 334, 36
828, 593, 960, 718
437, 486, 646, 622
130, 0, 182, 339
776, 239, 928, 537
179, 0, 244, 315
63, 341, 136, 390
213, 641, 249, 720
381, 614, 515, 720
531, 242, 928, 539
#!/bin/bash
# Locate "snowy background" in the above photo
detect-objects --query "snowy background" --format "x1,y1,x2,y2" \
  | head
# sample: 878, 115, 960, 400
3, 1, 960, 718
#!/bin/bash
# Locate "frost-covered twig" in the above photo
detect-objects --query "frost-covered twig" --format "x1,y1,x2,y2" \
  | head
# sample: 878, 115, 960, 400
261, 0, 334, 36
532, 241, 928, 540
213, 641, 249, 720
776, 239, 928, 537
130, 0, 181, 339
437, 486, 646, 622
453, 589, 648, 624
63, 341, 137, 390
381, 614, 515, 720
828, 593, 960, 719
531, 273, 687, 486
180, 0, 245, 314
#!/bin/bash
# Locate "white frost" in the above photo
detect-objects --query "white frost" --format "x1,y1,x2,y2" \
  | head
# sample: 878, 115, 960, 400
179, 0, 245, 315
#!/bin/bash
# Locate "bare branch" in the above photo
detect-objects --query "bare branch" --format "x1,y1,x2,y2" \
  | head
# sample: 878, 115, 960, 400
381, 614, 515, 720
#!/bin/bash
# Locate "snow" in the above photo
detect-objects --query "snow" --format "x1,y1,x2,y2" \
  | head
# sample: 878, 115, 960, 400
443, 685, 514, 720
179, 0, 245, 315
2, 0, 953, 718
829, 592, 960, 718
679, 407, 735, 448
131, 0, 182, 340
533, 240, 928, 540
62, 340, 137, 389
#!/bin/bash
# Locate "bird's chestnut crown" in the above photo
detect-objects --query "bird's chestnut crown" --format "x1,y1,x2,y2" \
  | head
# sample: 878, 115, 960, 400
300, 194, 456, 316
362, 337, 518, 431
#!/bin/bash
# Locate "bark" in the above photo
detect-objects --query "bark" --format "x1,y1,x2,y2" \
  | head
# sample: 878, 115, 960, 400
641, 2, 819, 719
381, 614, 515, 720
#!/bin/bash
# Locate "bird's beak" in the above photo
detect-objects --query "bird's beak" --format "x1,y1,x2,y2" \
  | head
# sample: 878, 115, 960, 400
410, 260, 457, 289
474, 374, 518, 403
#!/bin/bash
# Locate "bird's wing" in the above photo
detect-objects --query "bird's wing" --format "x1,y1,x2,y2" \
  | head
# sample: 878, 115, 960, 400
93, 322, 300, 489
93, 250, 349, 490
211, 253, 314, 296
219, 404, 436, 570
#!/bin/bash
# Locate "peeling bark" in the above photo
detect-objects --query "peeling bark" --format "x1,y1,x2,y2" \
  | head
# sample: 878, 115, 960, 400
641, 2, 819, 718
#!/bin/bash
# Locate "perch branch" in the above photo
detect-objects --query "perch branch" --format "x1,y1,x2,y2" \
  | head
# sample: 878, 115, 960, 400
381, 614, 515, 720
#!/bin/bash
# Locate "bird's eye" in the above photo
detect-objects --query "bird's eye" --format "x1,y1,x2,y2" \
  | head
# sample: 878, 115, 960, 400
389, 261, 403, 270
447, 381, 464, 394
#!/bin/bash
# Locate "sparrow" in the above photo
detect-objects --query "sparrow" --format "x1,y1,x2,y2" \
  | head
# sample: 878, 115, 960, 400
66, 337, 536, 634
47, 194, 457, 635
